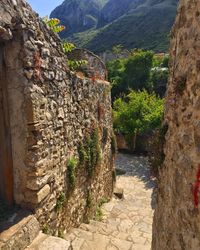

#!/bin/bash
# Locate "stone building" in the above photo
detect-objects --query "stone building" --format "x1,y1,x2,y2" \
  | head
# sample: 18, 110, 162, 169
152, 0, 200, 249
0, 0, 114, 240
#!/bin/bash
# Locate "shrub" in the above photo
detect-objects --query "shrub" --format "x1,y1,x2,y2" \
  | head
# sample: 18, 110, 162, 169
113, 90, 164, 150
58, 228, 65, 239
42, 223, 50, 234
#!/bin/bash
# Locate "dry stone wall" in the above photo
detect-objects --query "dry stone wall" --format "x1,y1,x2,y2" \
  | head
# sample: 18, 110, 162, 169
0, 0, 114, 234
152, 1, 200, 249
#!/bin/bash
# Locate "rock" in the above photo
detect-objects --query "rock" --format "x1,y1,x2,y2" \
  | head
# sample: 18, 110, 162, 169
113, 187, 124, 199
0, 26, 13, 41
27, 232, 71, 250
152, 1, 200, 249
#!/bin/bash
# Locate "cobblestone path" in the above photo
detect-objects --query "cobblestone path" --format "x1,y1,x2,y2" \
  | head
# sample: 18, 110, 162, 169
64, 153, 156, 250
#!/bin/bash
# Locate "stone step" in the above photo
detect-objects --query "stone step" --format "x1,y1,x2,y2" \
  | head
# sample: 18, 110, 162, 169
26, 232, 71, 250
64, 227, 134, 250
80, 220, 134, 242
81, 220, 150, 246
0, 211, 40, 250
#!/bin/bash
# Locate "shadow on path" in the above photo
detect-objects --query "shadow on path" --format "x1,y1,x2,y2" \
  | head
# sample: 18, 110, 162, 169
115, 153, 157, 209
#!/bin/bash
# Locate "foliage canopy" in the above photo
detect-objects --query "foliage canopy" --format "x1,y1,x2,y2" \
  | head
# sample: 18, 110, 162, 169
113, 90, 164, 137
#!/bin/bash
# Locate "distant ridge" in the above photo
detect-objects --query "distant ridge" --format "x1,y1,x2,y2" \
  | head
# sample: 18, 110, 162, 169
50, 0, 178, 53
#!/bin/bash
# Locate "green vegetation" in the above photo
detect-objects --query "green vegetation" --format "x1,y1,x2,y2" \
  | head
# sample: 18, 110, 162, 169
55, 192, 66, 211
58, 228, 65, 239
64, 1, 177, 53
94, 198, 108, 221
78, 128, 101, 176
42, 223, 50, 234
67, 158, 78, 188
123, 50, 153, 91
44, 18, 87, 71
107, 50, 169, 100
95, 207, 103, 221
44, 18, 65, 33
113, 90, 164, 150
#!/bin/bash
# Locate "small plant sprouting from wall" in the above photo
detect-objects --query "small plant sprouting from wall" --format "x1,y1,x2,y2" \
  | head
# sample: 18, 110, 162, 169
67, 157, 78, 188
78, 141, 87, 165
111, 131, 117, 155
42, 223, 50, 234
78, 128, 102, 176
58, 228, 65, 239
44, 18, 65, 33
95, 198, 109, 221
103, 85, 111, 100
44, 18, 88, 71
90, 128, 101, 174
55, 192, 66, 211
95, 207, 103, 221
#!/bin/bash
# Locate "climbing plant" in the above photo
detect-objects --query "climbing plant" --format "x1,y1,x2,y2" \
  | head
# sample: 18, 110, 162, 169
55, 192, 66, 211
78, 128, 102, 176
67, 157, 78, 188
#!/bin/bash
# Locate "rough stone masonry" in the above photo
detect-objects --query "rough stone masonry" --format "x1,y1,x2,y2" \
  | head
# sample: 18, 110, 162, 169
0, 0, 114, 234
152, 0, 200, 249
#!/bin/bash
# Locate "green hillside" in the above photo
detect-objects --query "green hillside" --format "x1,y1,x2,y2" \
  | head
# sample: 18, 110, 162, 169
51, 0, 178, 53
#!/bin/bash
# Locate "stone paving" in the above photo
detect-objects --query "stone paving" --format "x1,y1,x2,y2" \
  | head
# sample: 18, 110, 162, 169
65, 153, 156, 250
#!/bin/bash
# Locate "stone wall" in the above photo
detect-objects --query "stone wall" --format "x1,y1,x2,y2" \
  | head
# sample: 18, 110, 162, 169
0, 0, 114, 234
67, 48, 108, 80
152, 1, 200, 249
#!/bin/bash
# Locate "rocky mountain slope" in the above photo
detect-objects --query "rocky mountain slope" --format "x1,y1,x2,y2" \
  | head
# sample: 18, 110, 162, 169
50, 0, 179, 53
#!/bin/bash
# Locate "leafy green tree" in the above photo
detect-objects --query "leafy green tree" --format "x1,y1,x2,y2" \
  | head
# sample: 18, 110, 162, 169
106, 58, 126, 99
107, 50, 154, 100
161, 55, 169, 67
112, 44, 123, 55
123, 50, 154, 91
113, 90, 164, 150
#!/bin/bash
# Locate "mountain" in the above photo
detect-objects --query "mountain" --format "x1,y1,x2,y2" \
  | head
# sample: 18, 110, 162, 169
50, 0, 109, 36
50, 0, 179, 53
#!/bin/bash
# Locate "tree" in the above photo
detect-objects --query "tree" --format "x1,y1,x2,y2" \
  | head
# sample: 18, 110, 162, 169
123, 50, 154, 91
112, 44, 123, 56
113, 90, 164, 150
106, 58, 126, 99
107, 50, 154, 100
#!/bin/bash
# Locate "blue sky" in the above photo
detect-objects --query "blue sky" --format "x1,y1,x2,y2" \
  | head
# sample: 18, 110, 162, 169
27, 0, 63, 17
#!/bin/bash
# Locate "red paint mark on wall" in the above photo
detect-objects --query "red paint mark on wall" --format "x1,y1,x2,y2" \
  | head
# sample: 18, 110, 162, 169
34, 52, 43, 80
192, 166, 200, 208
